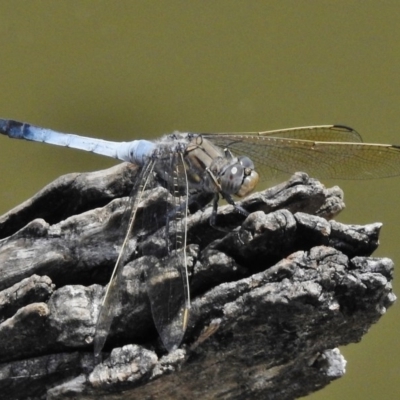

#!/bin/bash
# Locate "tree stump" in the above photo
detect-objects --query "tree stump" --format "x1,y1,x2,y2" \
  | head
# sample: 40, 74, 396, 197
0, 163, 395, 399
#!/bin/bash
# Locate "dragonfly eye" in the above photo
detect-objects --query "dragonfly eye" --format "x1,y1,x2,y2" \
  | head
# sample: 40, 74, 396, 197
220, 163, 246, 194
236, 170, 259, 197
238, 156, 255, 170
220, 157, 259, 197
234, 156, 259, 197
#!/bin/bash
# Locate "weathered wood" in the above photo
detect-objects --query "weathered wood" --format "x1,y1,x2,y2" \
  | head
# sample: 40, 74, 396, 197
0, 164, 395, 399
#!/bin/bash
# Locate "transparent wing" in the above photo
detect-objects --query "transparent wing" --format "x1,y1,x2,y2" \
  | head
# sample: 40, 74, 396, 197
207, 125, 363, 142
93, 158, 156, 361
145, 151, 191, 351
204, 125, 400, 180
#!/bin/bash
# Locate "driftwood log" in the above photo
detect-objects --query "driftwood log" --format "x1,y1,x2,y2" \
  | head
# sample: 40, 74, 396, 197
0, 163, 395, 400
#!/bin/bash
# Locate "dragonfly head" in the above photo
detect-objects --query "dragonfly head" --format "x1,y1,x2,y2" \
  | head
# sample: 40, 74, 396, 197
220, 156, 260, 197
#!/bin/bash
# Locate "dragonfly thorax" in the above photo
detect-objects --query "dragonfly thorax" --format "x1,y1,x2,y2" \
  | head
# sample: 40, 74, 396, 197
183, 135, 259, 198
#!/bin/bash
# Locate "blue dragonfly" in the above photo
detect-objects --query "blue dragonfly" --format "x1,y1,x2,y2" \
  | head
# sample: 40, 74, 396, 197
1, 118, 400, 359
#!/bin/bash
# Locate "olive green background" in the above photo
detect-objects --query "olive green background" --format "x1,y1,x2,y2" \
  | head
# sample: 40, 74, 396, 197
0, 1, 399, 399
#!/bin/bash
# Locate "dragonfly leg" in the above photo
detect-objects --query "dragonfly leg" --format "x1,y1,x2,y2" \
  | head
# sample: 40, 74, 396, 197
209, 194, 219, 228
209, 194, 249, 232
223, 193, 250, 217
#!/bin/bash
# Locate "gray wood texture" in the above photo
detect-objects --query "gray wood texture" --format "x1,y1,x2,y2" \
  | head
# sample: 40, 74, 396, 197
0, 165, 395, 399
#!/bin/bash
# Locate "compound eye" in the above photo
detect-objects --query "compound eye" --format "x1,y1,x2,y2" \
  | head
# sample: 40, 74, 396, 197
220, 164, 245, 194
236, 170, 259, 197
227, 164, 245, 182
238, 156, 255, 169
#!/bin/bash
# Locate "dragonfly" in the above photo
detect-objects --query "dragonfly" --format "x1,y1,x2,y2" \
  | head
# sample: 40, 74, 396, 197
1, 118, 400, 359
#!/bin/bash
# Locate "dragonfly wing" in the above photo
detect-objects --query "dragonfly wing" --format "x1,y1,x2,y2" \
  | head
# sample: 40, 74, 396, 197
206, 125, 363, 142
145, 151, 191, 352
205, 129, 400, 180
93, 159, 157, 361
251, 125, 362, 142
146, 250, 190, 351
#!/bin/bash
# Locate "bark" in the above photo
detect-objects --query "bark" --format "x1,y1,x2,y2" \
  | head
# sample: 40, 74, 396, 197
0, 163, 395, 400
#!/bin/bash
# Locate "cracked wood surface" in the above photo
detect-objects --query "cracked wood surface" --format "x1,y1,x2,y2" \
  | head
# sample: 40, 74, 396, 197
0, 164, 395, 399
